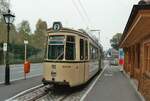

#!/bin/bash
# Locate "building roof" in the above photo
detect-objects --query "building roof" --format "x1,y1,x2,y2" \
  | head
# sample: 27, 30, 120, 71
120, 4, 150, 47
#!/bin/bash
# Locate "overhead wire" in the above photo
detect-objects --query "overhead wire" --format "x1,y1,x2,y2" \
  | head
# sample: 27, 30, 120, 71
77, 0, 92, 27
71, 0, 89, 27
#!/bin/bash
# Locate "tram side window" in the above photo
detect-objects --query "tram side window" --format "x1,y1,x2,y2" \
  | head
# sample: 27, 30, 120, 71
80, 39, 84, 60
85, 40, 88, 60
90, 44, 93, 59
89, 44, 98, 60
66, 36, 76, 60
92, 47, 96, 59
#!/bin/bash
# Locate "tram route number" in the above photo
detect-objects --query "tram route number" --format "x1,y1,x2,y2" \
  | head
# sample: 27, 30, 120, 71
52, 22, 62, 31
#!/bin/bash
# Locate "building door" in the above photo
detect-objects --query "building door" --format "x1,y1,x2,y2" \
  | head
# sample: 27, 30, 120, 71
142, 42, 150, 100
144, 43, 150, 74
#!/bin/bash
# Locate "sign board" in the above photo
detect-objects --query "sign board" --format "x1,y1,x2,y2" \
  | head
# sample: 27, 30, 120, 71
24, 40, 28, 44
3, 43, 7, 51
52, 22, 62, 32
119, 48, 124, 65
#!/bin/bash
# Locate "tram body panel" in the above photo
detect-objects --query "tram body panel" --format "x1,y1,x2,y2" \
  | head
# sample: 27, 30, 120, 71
88, 61, 99, 79
77, 63, 85, 84
84, 62, 90, 82
43, 62, 88, 86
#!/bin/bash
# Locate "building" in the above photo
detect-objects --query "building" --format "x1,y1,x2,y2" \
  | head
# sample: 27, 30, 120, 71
119, 4, 150, 101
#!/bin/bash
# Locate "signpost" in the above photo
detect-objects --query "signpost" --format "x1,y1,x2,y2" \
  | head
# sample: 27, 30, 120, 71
24, 40, 28, 62
24, 40, 29, 79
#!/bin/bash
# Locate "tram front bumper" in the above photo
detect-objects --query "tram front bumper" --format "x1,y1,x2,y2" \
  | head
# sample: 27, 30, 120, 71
42, 78, 69, 86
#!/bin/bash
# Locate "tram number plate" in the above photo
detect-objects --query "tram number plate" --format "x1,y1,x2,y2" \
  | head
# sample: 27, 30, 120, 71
51, 71, 56, 77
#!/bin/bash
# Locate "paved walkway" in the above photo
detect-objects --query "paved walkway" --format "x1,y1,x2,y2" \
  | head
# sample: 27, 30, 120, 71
0, 76, 42, 101
84, 65, 143, 101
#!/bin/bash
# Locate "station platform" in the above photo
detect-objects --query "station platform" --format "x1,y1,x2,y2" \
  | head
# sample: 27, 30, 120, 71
84, 65, 144, 101
0, 76, 42, 101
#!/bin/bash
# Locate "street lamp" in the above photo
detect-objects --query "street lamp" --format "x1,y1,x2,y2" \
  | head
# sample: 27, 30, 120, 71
3, 9, 15, 85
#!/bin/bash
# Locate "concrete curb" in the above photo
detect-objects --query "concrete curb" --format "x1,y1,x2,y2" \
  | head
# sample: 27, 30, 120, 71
122, 70, 145, 101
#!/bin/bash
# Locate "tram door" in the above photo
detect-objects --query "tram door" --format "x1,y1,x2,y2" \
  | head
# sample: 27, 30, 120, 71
84, 40, 89, 82
79, 38, 87, 84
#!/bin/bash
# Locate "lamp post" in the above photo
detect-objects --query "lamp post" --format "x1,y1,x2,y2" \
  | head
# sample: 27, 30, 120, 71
3, 9, 15, 85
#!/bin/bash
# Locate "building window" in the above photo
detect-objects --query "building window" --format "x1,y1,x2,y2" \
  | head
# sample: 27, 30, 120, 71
80, 39, 84, 60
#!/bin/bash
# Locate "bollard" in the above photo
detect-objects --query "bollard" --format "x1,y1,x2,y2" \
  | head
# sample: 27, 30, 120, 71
24, 61, 30, 79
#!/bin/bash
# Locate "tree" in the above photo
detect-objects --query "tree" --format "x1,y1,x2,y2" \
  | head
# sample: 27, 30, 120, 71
32, 19, 47, 49
110, 33, 122, 50
0, 0, 9, 18
0, 0, 9, 42
17, 20, 31, 43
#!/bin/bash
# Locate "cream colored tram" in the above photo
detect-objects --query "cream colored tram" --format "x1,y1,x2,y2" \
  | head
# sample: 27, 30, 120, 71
42, 22, 103, 87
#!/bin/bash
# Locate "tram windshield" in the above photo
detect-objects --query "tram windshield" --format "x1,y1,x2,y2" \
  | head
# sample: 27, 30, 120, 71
47, 35, 75, 60
48, 36, 64, 60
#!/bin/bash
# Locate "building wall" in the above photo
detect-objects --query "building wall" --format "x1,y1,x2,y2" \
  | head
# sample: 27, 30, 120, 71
140, 36, 150, 101
123, 35, 150, 101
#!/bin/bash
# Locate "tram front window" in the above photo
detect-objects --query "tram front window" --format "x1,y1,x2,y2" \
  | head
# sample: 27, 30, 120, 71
66, 36, 75, 60
48, 36, 64, 60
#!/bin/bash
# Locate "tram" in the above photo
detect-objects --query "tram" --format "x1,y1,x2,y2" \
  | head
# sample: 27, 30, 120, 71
42, 22, 103, 87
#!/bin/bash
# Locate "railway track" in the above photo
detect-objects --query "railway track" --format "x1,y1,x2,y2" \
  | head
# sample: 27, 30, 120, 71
7, 84, 74, 101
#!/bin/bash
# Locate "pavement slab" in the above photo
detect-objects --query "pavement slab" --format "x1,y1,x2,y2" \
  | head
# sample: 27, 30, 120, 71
0, 76, 42, 101
84, 65, 142, 101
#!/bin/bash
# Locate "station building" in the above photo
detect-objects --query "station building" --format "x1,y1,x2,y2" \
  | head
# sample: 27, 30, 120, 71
119, 3, 150, 101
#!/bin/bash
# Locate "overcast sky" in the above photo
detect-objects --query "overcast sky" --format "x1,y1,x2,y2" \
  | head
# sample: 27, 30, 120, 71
10, 0, 138, 50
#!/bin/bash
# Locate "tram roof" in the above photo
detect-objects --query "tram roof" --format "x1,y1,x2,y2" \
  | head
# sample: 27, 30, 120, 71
47, 27, 87, 36
47, 27, 103, 49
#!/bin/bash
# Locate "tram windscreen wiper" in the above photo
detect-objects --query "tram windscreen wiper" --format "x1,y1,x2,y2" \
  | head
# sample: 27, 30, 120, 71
56, 52, 64, 60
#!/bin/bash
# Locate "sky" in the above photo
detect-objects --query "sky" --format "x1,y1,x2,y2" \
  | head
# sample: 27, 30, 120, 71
10, 0, 138, 50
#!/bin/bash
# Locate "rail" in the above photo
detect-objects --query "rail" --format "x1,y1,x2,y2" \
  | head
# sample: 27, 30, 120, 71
6, 84, 74, 101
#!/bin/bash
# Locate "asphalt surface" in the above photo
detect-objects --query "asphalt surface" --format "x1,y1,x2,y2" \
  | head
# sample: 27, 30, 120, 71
84, 65, 142, 101
0, 76, 42, 101
0, 63, 43, 83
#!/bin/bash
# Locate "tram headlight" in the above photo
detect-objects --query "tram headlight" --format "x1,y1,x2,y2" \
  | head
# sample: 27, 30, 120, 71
52, 65, 56, 69
51, 65, 56, 77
